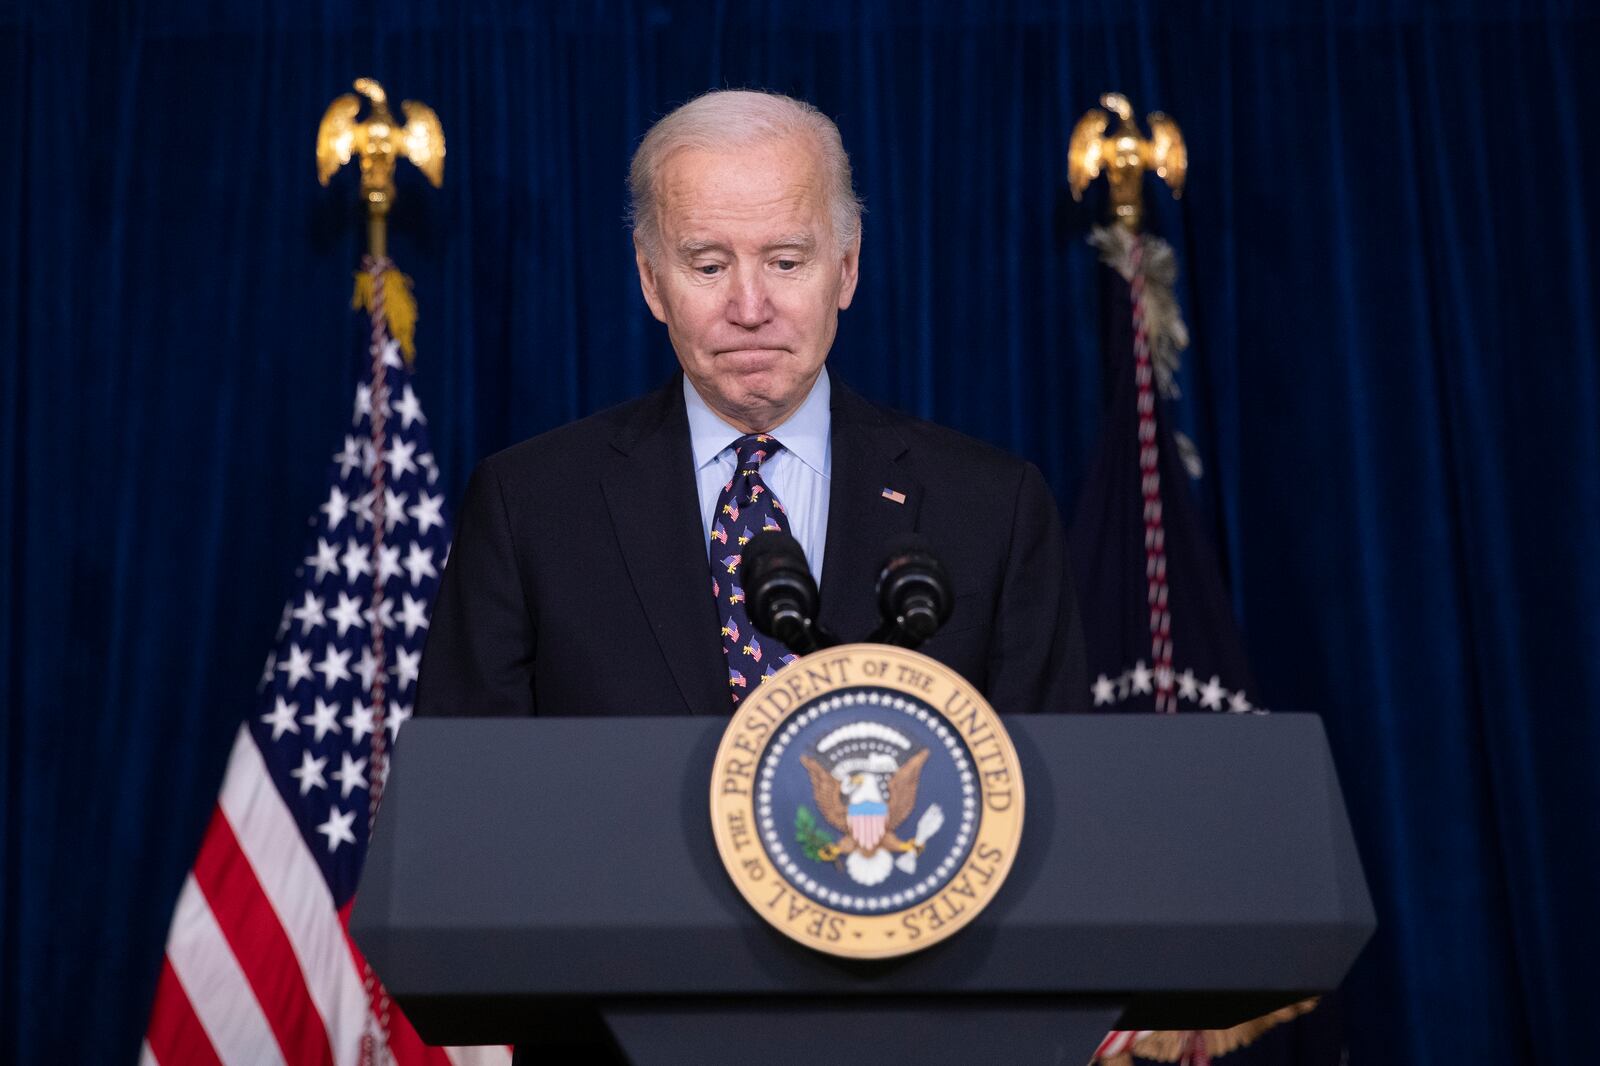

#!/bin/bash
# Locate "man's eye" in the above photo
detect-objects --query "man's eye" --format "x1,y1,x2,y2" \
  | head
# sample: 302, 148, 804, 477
774, 259, 799, 271
696, 264, 723, 276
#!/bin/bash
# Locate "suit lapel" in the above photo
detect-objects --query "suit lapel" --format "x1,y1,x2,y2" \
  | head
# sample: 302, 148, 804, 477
601, 380, 730, 715
818, 383, 922, 644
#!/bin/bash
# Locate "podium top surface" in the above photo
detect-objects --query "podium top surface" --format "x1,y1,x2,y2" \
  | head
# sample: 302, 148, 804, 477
352, 713, 1373, 1002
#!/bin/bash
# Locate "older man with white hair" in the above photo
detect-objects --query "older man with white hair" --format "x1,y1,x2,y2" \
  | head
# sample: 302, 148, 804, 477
417, 89, 1085, 724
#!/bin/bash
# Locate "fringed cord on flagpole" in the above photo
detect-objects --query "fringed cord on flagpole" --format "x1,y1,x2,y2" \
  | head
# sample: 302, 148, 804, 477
1130, 239, 1177, 714
359, 253, 395, 1066
1131, 235, 1204, 1066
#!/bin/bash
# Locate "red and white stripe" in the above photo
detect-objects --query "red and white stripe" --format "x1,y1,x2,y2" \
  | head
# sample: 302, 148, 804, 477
1093, 1029, 1153, 1060
1130, 239, 1176, 714
143, 729, 510, 1066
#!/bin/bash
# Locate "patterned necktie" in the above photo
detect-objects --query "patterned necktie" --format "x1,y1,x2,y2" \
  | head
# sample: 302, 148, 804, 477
711, 433, 799, 705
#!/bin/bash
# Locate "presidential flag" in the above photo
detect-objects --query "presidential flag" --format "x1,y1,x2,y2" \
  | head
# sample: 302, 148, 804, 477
1068, 227, 1261, 718
1071, 229, 1339, 1066
142, 258, 507, 1066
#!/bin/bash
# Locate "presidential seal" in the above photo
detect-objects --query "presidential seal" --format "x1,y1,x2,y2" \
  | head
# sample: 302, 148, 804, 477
710, 644, 1024, 959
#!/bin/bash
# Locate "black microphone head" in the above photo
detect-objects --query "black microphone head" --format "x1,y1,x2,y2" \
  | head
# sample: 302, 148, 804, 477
876, 534, 953, 645
744, 531, 820, 651
743, 530, 806, 579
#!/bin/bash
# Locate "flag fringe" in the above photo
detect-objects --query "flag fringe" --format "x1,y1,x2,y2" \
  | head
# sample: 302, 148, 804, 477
351, 269, 419, 364
1089, 226, 1189, 401
1094, 998, 1320, 1065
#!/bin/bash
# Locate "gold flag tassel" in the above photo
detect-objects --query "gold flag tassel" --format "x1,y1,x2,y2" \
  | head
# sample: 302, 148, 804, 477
351, 268, 420, 365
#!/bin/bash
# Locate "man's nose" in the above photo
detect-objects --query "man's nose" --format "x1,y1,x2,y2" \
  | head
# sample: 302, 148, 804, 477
725, 268, 772, 329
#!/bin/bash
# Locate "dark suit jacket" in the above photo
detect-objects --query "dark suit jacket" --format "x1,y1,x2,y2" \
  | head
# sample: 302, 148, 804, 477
416, 375, 1085, 718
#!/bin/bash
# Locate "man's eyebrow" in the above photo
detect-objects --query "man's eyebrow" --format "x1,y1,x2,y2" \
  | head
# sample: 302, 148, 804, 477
764, 234, 816, 253
676, 238, 728, 258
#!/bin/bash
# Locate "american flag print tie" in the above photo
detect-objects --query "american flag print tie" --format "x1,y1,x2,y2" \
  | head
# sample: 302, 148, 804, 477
712, 433, 799, 705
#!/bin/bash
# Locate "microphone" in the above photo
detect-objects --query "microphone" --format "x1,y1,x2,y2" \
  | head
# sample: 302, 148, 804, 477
744, 532, 836, 654
869, 535, 954, 649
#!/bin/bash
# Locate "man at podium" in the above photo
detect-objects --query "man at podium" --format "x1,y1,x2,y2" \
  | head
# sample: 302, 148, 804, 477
417, 89, 1085, 720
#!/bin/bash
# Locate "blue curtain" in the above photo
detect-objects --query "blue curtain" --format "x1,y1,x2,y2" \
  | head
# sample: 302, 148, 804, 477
4, 1, 1596, 1061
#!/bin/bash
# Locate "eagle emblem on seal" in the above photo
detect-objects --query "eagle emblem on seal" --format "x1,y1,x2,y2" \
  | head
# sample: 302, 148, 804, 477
799, 722, 946, 886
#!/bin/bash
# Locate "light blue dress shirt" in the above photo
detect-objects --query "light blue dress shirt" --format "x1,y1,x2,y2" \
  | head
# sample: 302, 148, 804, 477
684, 368, 832, 583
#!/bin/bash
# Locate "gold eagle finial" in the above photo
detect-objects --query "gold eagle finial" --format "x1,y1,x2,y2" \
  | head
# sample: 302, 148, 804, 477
316, 78, 445, 258
1068, 92, 1186, 232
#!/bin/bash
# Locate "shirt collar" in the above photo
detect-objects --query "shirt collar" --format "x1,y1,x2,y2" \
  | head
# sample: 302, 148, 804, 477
683, 367, 832, 477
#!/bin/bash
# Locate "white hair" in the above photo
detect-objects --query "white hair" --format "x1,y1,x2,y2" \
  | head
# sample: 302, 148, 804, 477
628, 89, 865, 261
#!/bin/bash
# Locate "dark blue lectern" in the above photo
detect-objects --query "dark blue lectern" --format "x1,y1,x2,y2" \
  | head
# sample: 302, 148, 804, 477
350, 715, 1373, 1064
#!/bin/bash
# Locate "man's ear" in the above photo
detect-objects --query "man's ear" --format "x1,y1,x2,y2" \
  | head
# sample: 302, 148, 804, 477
635, 238, 668, 324
836, 232, 862, 311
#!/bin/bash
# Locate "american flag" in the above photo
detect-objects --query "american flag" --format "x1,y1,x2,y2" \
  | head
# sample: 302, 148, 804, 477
142, 260, 509, 1066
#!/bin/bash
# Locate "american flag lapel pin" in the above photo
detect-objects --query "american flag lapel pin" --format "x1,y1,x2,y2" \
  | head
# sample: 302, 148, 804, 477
881, 487, 907, 505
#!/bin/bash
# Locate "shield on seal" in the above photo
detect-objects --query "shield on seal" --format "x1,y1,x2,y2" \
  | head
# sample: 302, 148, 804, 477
848, 800, 888, 852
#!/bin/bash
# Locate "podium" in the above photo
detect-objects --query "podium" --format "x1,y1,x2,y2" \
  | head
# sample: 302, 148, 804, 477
351, 715, 1373, 1064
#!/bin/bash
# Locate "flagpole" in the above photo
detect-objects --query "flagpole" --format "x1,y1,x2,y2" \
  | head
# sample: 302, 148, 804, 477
368, 205, 388, 261
315, 76, 445, 1066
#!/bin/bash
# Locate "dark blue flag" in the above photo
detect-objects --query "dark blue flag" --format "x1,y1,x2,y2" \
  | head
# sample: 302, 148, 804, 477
1071, 228, 1343, 1066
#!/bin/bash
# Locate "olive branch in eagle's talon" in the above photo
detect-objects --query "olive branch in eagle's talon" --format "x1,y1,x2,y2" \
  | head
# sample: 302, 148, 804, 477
794, 805, 838, 863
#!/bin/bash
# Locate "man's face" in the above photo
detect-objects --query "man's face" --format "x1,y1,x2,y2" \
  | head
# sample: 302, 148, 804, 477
636, 134, 860, 433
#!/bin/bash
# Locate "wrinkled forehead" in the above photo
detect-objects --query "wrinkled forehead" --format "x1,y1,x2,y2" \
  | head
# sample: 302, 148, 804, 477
654, 136, 832, 248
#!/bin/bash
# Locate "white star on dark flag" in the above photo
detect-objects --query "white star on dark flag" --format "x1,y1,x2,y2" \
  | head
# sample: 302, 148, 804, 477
320, 486, 350, 531
317, 807, 357, 852
291, 592, 326, 635
393, 385, 426, 429
343, 701, 375, 743
306, 538, 341, 582
333, 751, 369, 799
402, 543, 437, 586
385, 438, 418, 478
302, 698, 342, 742
334, 437, 363, 478
385, 701, 412, 741
277, 643, 314, 688
409, 491, 445, 534
313, 646, 352, 689
290, 751, 328, 795
391, 647, 421, 692
262, 697, 300, 741
328, 592, 365, 637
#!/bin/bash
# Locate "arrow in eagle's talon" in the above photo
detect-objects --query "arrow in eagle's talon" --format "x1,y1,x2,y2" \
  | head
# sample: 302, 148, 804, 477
896, 805, 947, 874
914, 804, 945, 846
